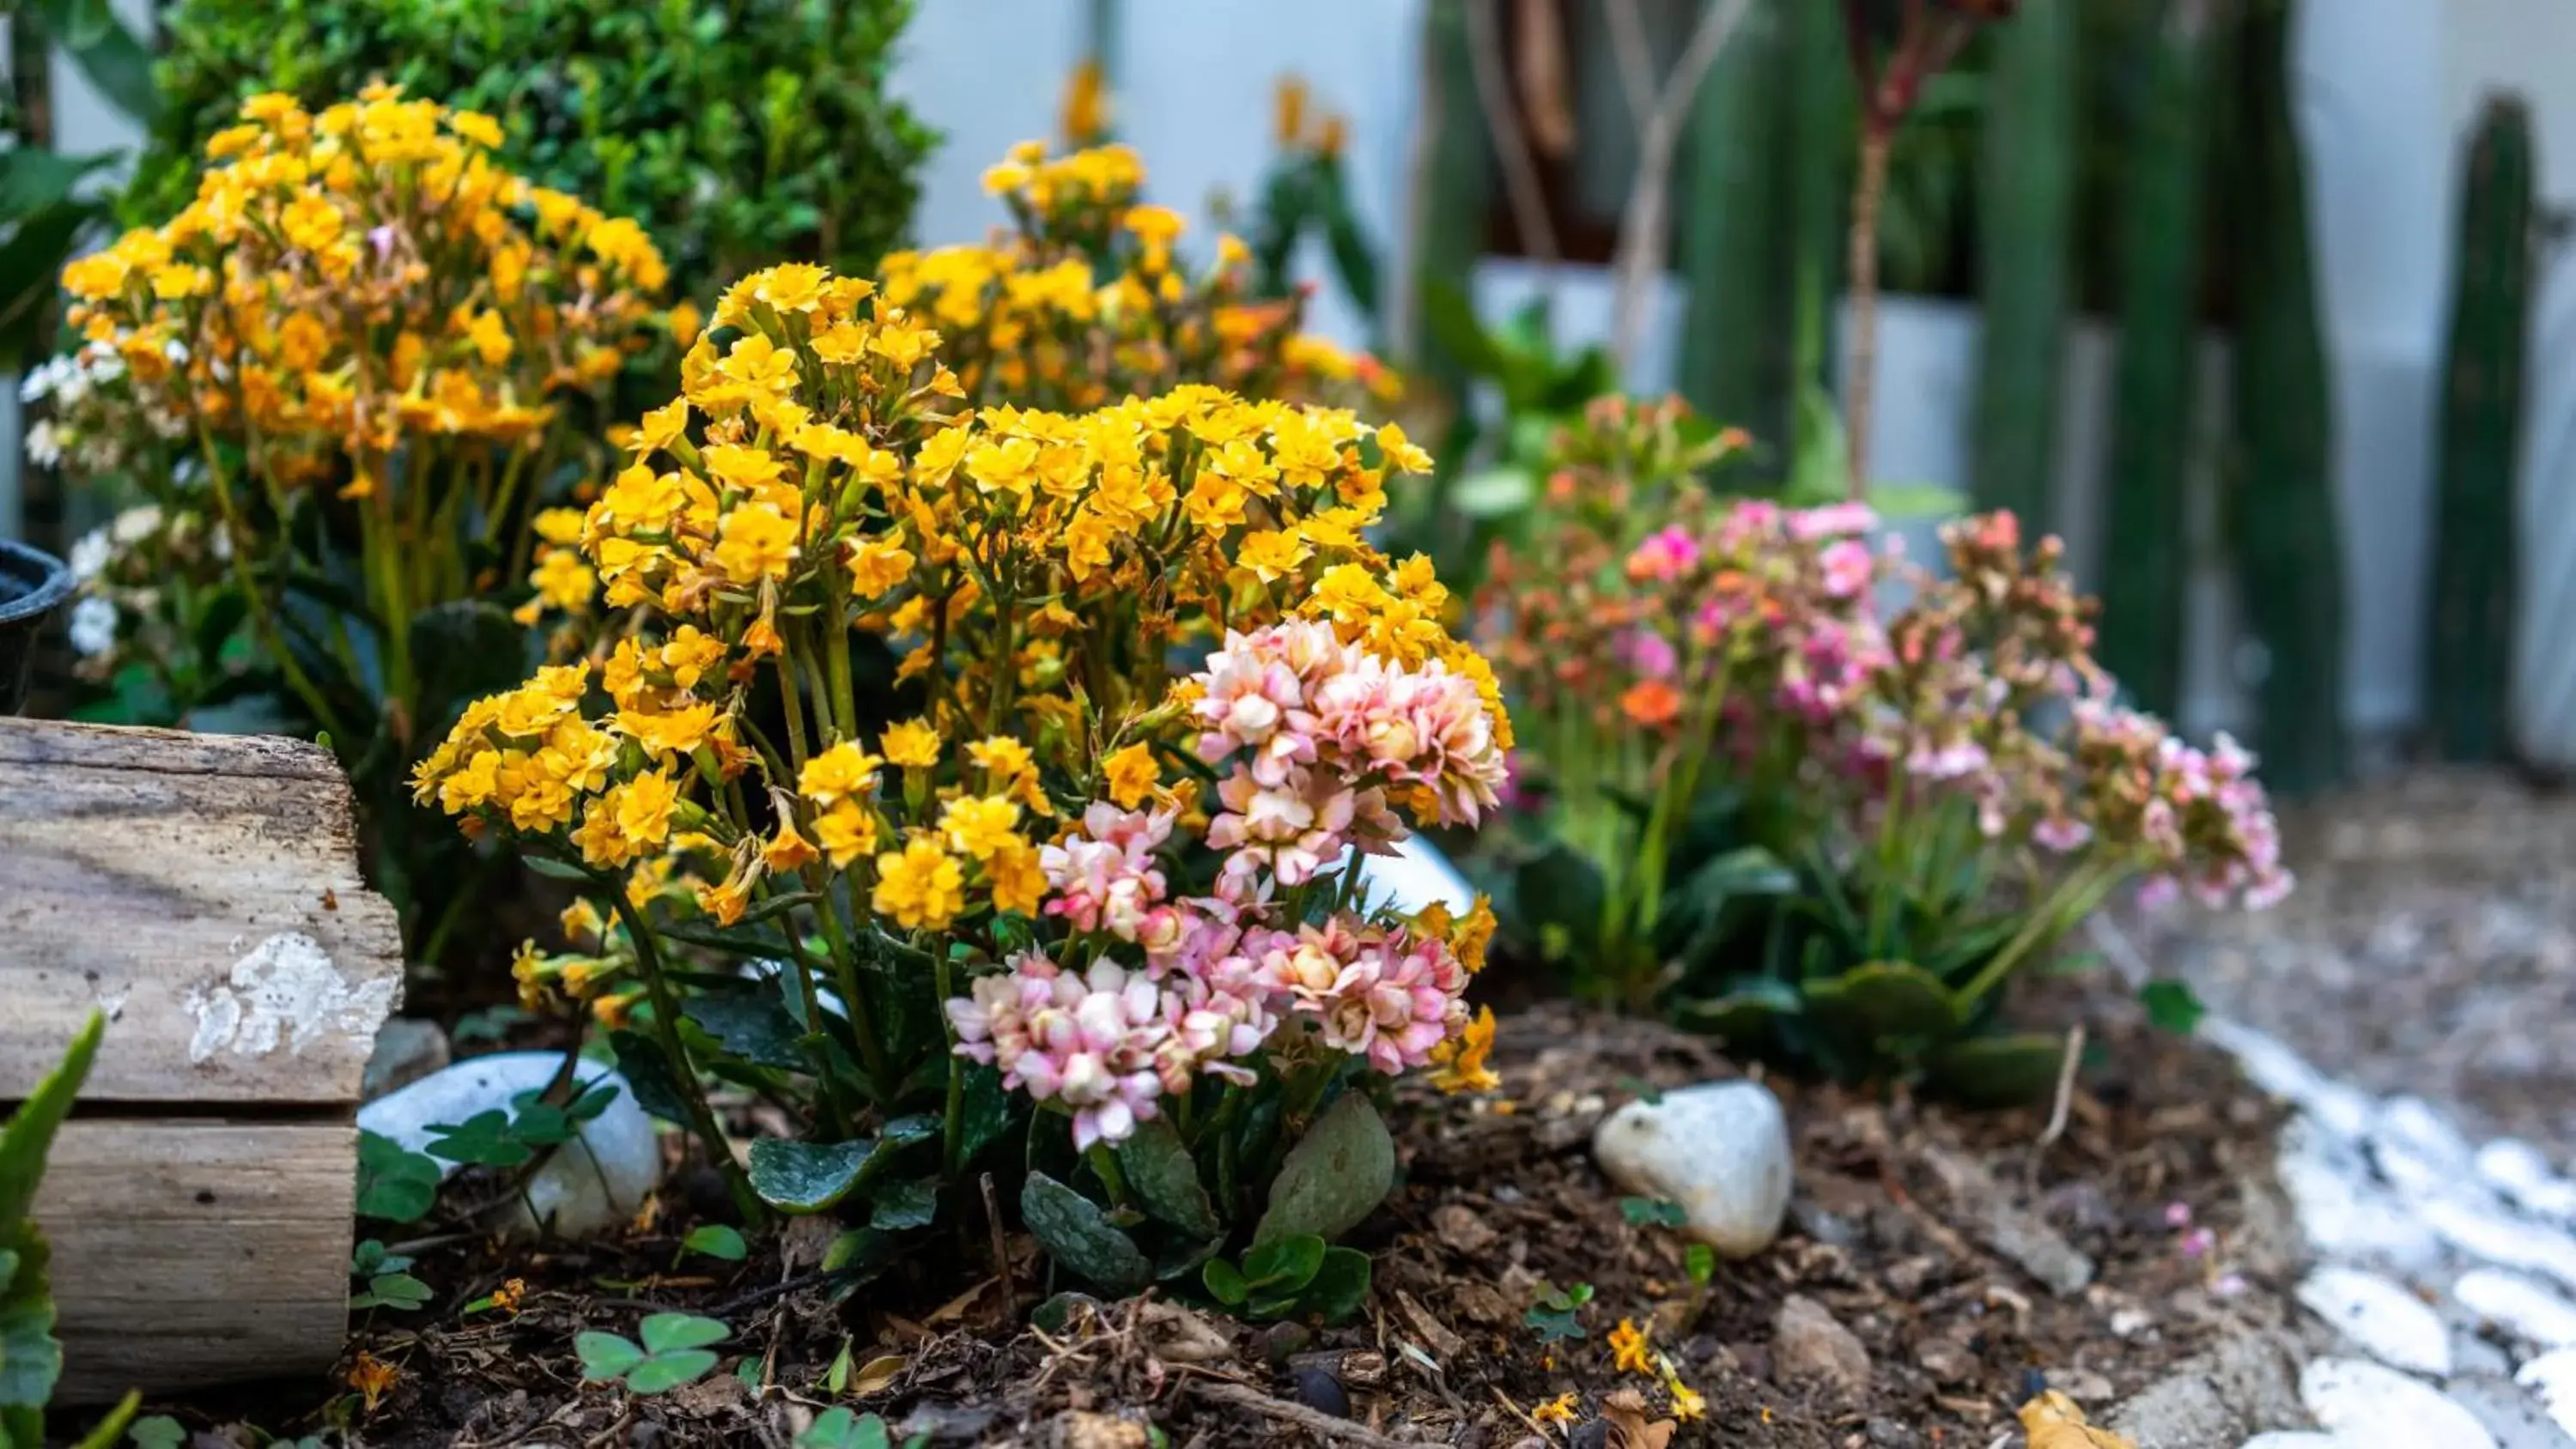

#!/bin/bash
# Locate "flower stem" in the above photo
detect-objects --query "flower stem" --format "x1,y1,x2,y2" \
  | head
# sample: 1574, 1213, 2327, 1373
606, 887, 763, 1224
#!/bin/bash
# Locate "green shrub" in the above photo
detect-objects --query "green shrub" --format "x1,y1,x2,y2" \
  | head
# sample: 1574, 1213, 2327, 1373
127, 0, 937, 294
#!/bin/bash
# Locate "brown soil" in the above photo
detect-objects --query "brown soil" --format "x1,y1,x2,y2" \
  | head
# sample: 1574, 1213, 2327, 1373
120, 982, 2286, 1448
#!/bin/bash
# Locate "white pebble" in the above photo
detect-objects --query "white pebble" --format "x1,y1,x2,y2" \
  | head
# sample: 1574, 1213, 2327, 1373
2458, 1270, 2576, 1352
358, 1051, 663, 1239
2297, 1267, 2453, 1376
2300, 1357, 2498, 1449
1593, 1080, 1792, 1258
2518, 1349, 2576, 1440
2427, 1199, 2576, 1294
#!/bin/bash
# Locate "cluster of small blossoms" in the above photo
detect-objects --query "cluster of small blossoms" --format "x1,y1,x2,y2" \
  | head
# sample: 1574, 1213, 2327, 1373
1195, 617, 1508, 896
1479, 396, 2288, 922
875, 141, 1390, 413
56, 85, 673, 500
419, 260, 1512, 1158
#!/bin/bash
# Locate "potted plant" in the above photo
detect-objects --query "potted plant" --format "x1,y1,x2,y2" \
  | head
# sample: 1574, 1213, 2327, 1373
0, 538, 72, 714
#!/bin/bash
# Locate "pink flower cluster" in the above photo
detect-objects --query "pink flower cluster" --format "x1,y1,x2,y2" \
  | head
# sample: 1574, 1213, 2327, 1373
948, 796, 1475, 1147
2069, 702, 2292, 911
1194, 619, 1507, 895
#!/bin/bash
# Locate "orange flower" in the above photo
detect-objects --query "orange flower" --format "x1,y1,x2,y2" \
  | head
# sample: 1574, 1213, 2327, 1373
347, 1350, 398, 1410
1619, 679, 1681, 729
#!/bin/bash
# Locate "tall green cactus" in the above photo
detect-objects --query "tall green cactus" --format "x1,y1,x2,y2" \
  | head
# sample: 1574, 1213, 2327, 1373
1407, 0, 1495, 395
1677, 1, 1794, 457
2097, 0, 2213, 720
2424, 95, 2535, 764
2229, 0, 2345, 792
1970, 0, 2076, 530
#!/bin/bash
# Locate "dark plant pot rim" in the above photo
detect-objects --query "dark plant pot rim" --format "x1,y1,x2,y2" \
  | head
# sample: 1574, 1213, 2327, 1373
0, 538, 74, 625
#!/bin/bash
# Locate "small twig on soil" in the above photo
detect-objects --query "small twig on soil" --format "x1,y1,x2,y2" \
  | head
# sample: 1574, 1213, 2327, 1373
1192, 1380, 1415, 1448
706, 1264, 859, 1319
981, 1170, 1013, 1313
2026, 1022, 2087, 1191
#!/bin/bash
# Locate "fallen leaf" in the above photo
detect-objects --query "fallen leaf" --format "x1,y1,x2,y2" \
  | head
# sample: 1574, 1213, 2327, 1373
852, 1353, 907, 1396
1601, 1387, 1677, 1449
2018, 1390, 2137, 1449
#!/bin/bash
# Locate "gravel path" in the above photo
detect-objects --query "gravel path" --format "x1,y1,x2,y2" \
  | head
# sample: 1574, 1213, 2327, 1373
2126, 769, 2576, 1157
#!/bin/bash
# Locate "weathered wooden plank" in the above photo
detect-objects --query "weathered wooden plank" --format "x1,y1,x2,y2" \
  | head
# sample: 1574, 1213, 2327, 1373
0, 718, 404, 1103
41, 1119, 355, 1404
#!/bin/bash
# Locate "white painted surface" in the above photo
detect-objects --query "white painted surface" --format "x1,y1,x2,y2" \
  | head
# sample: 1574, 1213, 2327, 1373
183, 931, 398, 1064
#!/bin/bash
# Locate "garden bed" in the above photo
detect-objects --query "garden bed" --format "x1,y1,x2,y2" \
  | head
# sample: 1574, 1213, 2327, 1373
132, 979, 2287, 1447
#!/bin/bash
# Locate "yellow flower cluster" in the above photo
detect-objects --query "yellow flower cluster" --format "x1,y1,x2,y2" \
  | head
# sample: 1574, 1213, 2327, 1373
60, 83, 674, 501
419, 261, 1503, 946
875, 141, 1389, 413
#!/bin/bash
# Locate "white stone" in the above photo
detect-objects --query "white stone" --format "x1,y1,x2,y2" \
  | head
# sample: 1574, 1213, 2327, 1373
2458, 1270, 2576, 1351
1593, 1080, 1792, 1258
2202, 1019, 2379, 1138
2482, 1141, 2576, 1223
2277, 1118, 2446, 1270
2297, 1267, 2453, 1376
1351, 834, 1477, 918
2300, 1357, 2498, 1449
2427, 1199, 2576, 1294
2518, 1349, 2576, 1440
358, 1051, 663, 1238
2377, 1095, 2479, 1171
2239, 1435, 2342, 1449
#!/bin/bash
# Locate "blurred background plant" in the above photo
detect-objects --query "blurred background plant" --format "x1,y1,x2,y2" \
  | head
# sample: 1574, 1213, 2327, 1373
44, 88, 675, 980
126, 0, 935, 305
1, 0, 158, 373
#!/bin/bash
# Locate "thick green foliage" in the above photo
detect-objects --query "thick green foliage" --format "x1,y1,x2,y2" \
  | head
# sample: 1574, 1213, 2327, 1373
1677, 0, 1795, 458
2, 1013, 141, 1449
128, 0, 937, 294
2424, 95, 2534, 765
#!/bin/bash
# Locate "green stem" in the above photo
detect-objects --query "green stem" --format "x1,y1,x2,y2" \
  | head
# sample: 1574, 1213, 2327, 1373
937, 946, 965, 1178
812, 905, 895, 1094
1953, 863, 2120, 1007
606, 888, 763, 1224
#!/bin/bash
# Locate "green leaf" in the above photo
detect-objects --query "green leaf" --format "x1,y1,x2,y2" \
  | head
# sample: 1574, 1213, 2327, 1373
683, 1224, 749, 1262
522, 855, 600, 882
64, 1390, 140, 1449
640, 1313, 730, 1354
1019, 1173, 1151, 1295
1786, 379, 1850, 506
422, 1110, 533, 1168
1251, 1093, 1395, 1247
40, 0, 159, 120
958, 1065, 1014, 1163
1301, 1246, 1371, 1324
0, 1011, 104, 1227
1868, 482, 1967, 521
748, 1138, 879, 1214
1619, 1197, 1689, 1228
2139, 979, 2206, 1035
798, 1407, 894, 1449
608, 1029, 699, 1125
0, 1297, 64, 1410
1113, 1119, 1219, 1240
1200, 1258, 1249, 1307
1241, 1234, 1325, 1293
624, 1349, 720, 1394
1684, 1243, 1716, 1287
1926, 1034, 2072, 1107
355, 1131, 443, 1222
351, 1272, 433, 1311
126, 1411, 186, 1449
683, 994, 807, 1070
575, 1331, 647, 1380
1803, 960, 1965, 1042
868, 1178, 939, 1231
1420, 276, 1504, 379
1670, 979, 1804, 1045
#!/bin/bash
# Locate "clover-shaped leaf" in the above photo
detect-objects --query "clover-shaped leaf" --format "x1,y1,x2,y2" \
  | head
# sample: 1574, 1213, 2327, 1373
355, 1131, 442, 1223
349, 1272, 433, 1313
795, 1407, 898, 1449
577, 1313, 730, 1394
1619, 1197, 1688, 1228
682, 1224, 748, 1262
423, 1109, 533, 1168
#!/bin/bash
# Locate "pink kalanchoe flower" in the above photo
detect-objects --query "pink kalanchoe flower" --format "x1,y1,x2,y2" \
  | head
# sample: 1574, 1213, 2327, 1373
1194, 623, 1343, 785
1624, 628, 1680, 682
1313, 657, 1509, 827
1818, 538, 1875, 600
1041, 803, 1176, 940
1208, 763, 1362, 894
1625, 524, 1700, 584
1789, 500, 1879, 541
1249, 917, 1468, 1076
946, 952, 1170, 1149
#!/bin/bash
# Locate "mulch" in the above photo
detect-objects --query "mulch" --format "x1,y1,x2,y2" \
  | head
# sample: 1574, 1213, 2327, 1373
113, 977, 2289, 1448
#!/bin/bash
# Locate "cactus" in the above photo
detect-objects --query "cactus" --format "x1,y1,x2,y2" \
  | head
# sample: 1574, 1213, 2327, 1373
2096, 0, 2213, 720
2229, 0, 2345, 791
1406, 0, 1494, 394
1970, 0, 2076, 530
2424, 95, 2535, 764
1677, 1, 1794, 457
